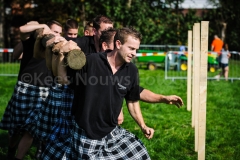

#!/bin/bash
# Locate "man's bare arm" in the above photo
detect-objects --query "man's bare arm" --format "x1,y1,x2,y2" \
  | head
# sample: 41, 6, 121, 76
20, 23, 51, 40
127, 100, 154, 139
13, 42, 23, 60
140, 89, 183, 108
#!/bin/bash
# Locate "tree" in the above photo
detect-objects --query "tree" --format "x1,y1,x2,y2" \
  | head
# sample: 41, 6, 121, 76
205, 0, 240, 50
5, 0, 239, 50
0, 0, 4, 48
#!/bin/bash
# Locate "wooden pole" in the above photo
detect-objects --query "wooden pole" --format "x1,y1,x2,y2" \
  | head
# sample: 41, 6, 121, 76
187, 30, 192, 111
194, 23, 201, 152
191, 24, 196, 128
198, 21, 209, 160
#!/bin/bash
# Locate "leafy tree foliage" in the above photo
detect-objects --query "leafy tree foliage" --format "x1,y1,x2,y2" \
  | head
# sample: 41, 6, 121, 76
204, 0, 240, 50
3, 0, 240, 50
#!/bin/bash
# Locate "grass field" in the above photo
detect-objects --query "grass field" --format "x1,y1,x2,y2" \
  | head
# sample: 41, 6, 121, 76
0, 63, 20, 76
0, 69, 240, 160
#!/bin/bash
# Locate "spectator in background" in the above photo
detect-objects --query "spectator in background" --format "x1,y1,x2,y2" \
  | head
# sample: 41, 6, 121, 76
179, 45, 186, 52
211, 35, 224, 69
211, 35, 223, 53
179, 44, 186, 57
215, 43, 231, 81
64, 19, 79, 38
84, 21, 94, 36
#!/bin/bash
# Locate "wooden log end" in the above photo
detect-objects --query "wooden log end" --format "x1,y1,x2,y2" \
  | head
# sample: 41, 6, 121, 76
66, 49, 86, 70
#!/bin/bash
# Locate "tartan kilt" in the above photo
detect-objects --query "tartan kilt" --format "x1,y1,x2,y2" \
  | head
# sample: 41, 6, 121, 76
42, 124, 151, 160
27, 83, 74, 142
0, 81, 49, 136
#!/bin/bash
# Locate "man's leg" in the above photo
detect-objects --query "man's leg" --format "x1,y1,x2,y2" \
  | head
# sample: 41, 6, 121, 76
224, 66, 229, 81
15, 131, 33, 159
7, 133, 20, 159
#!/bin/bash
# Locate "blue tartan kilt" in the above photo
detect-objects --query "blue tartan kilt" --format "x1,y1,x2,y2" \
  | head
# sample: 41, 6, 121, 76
27, 83, 74, 142
42, 124, 151, 160
0, 81, 49, 136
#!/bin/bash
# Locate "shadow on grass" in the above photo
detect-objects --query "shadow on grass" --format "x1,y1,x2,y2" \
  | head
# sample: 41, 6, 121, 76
0, 131, 8, 160
0, 130, 37, 160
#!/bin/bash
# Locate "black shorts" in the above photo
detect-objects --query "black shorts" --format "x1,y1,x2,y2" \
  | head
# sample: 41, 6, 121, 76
220, 63, 228, 69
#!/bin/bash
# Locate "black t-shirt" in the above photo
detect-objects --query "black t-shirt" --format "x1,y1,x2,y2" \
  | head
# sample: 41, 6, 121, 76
66, 36, 145, 94
65, 36, 97, 54
18, 33, 35, 79
71, 52, 140, 139
19, 58, 53, 87
18, 32, 53, 87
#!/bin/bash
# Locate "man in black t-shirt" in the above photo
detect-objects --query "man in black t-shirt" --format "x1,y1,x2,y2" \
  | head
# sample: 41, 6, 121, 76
98, 28, 184, 125
44, 27, 154, 160
67, 15, 184, 125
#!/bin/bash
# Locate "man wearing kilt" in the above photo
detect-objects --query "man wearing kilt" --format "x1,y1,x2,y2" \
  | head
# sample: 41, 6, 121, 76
0, 20, 62, 160
42, 27, 154, 160
29, 32, 82, 159
39, 18, 182, 159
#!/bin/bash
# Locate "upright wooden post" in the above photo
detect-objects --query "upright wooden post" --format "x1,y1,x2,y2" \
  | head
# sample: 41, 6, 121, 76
187, 30, 192, 111
191, 24, 196, 128
194, 23, 201, 152
198, 21, 209, 160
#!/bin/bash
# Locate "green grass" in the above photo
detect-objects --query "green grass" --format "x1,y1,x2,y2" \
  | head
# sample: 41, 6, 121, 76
0, 62, 20, 75
0, 69, 240, 160
135, 58, 240, 79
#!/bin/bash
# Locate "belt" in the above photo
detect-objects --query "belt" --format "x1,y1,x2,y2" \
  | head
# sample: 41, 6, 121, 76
106, 127, 121, 139
56, 83, 62, 87
52, 82, 66, 89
